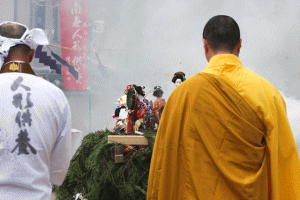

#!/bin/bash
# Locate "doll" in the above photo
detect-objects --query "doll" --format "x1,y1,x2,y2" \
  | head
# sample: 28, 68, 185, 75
152, 86, 166, 125
172, 71, 186, 87
125, 84, 155, 133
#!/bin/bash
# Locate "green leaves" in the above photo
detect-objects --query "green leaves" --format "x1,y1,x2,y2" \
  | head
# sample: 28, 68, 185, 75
55, 129, 157, 200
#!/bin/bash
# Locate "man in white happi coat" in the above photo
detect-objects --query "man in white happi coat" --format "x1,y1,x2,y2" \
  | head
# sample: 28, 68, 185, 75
0, 21, 72, 200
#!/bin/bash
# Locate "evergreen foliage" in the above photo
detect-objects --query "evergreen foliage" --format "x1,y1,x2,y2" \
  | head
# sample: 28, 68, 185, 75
54, 129, 157, 200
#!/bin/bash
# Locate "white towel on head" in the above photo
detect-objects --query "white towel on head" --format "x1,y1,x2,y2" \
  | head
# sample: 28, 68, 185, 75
0, 21, 49, 68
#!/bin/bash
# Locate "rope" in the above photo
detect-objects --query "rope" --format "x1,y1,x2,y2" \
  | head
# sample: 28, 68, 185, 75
48, 44, 96, 54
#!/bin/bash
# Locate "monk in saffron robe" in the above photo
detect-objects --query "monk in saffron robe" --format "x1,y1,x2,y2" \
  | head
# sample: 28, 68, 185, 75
147, 15, 300, 200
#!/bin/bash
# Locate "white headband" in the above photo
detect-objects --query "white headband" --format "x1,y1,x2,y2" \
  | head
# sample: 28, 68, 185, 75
0, 21, 49, 69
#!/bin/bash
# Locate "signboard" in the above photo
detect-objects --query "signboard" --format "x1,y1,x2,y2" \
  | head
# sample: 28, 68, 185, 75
60, 0, 89, 90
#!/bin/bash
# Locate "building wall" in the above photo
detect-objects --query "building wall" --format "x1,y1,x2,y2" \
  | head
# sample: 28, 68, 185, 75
15, 0, 31, 27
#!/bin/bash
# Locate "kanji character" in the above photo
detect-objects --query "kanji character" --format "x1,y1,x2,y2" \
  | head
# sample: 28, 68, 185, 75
12, 93, 22, 109
72, 16, 82, 28
22, 109, 32, 127
24, 93, 34, 109
72, 29, 83, 40
15, 111, 21, 128
71, 1, 82, 15
72, 56, 82, 66
72, 41, 81, 50
93, 20, 105, 34
11, 129, 37, 155
11, 76, 31, 92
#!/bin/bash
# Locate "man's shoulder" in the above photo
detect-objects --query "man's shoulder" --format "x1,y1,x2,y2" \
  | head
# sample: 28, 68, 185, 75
177, 73, 201, 84
177, 73, 209, 90
0, 72, 65, 97
168, 73, 207, 101
242, 67, 279, 93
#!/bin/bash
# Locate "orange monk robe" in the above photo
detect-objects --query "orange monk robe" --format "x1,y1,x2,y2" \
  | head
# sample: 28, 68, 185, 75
147, 54, 300, 200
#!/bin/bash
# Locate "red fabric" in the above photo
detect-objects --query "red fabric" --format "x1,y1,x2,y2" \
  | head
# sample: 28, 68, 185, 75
135, 98, 145, 118
137, 114, 144, 118
137, 109, 145, 118
60, 0, 89, 90
125, 93, 146, 133
126, 113, 134, 133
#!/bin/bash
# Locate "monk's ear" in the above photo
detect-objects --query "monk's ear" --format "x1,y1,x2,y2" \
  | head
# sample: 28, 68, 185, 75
28, 49, 35, 63
202, 39, 209, 54
237, 38, 242, 54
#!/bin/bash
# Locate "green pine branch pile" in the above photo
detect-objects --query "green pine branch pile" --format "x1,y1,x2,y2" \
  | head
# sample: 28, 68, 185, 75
54, 129, 157, 200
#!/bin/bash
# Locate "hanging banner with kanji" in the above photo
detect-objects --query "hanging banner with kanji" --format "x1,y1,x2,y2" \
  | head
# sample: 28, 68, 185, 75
60, 0, 89, 90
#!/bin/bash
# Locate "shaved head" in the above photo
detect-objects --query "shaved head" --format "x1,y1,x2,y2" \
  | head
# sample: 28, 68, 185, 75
0, 23, 31, 54
203, 15, 240, 53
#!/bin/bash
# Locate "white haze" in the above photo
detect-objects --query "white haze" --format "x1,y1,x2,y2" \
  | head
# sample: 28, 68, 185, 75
0, 0, 299, 139
86, 0, 300, 135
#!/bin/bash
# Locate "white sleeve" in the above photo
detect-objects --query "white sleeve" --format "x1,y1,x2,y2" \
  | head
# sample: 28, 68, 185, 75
50, 94, 72, 186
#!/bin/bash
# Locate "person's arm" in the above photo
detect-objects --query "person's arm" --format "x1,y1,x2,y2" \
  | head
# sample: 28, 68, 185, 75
264, 90, 300, 199
50, 94, 72, 186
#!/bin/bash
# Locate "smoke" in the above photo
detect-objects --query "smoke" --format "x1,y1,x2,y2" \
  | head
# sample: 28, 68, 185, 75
83, 0, 300, 133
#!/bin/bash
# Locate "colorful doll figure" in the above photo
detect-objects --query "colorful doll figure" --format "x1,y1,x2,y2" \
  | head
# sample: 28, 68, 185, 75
124, 84, 155, 133
153, 86, 166, 125
112, 96, 128, 134
124, 84, 141, 133
172, 71, 186, 87
136, 93, 155, 131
